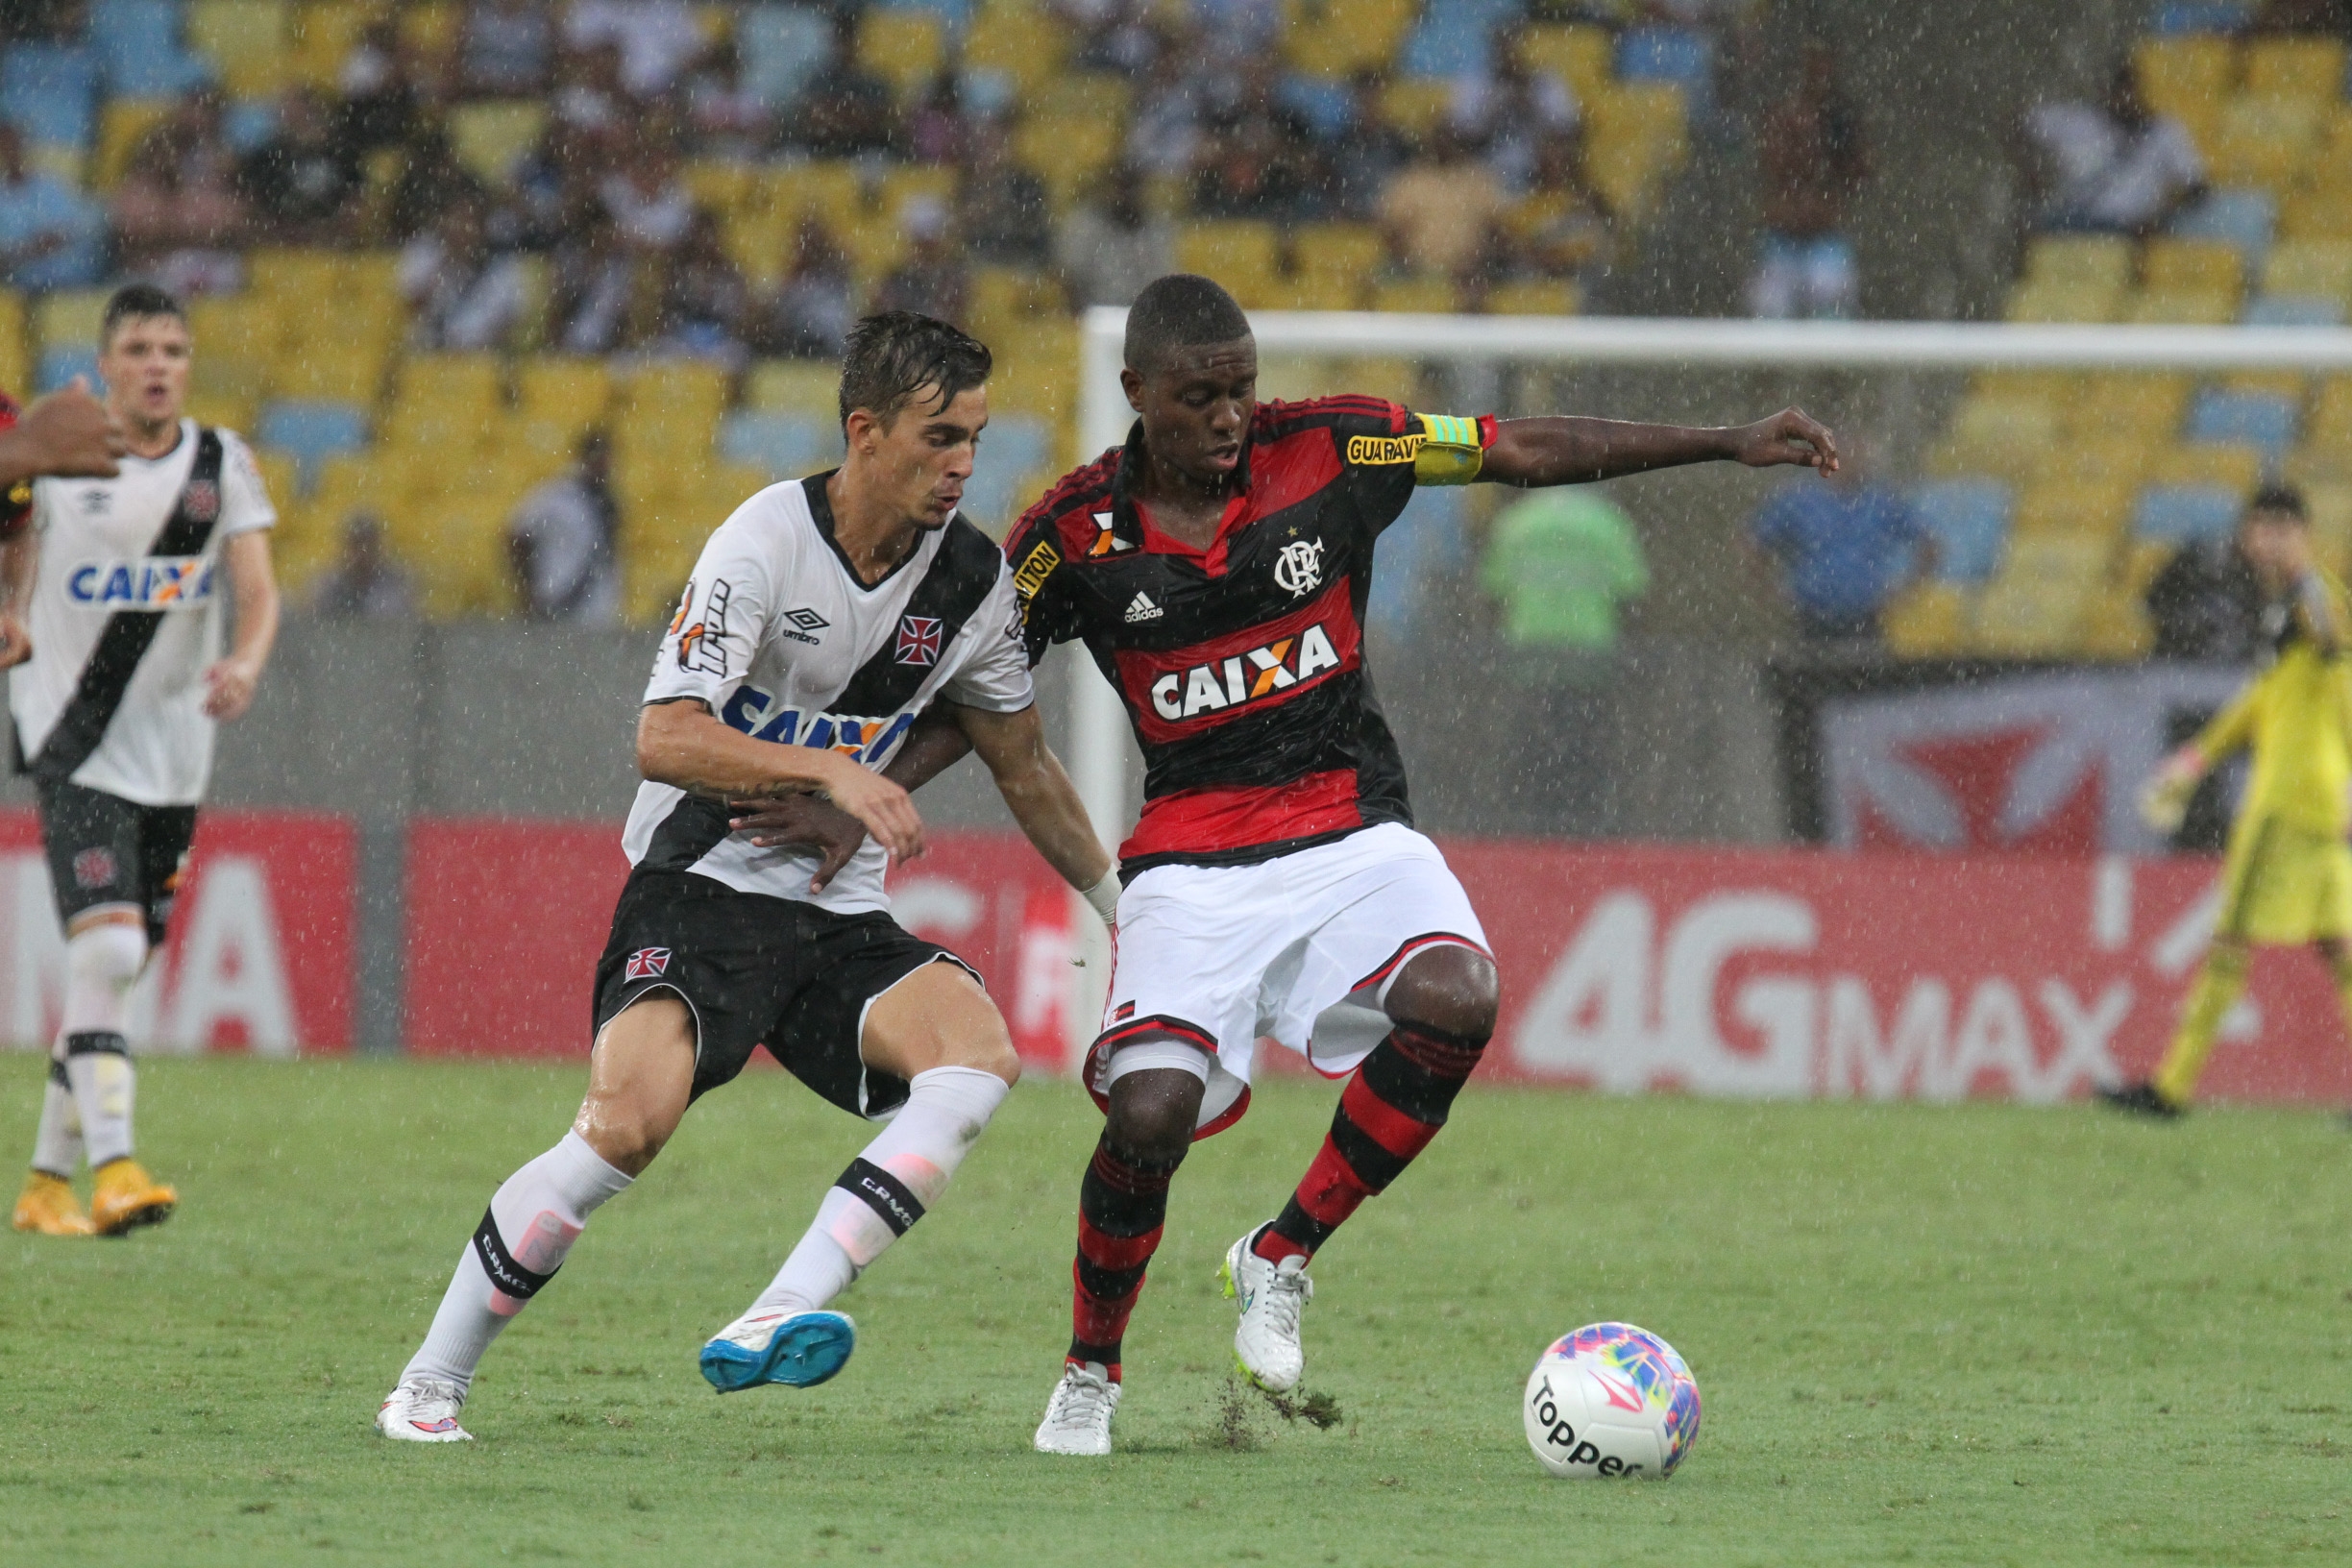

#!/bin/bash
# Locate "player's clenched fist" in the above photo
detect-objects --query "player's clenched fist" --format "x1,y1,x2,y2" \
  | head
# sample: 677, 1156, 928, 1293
1729, 407, 1839, 474
16, 380, 125, 479
808, 752, 925, 868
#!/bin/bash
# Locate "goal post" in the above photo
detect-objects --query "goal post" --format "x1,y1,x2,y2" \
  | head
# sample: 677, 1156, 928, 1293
1066, 306, 2352, 846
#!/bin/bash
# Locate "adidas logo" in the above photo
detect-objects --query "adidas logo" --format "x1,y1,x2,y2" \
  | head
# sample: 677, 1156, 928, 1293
1124, 593, 1164, 624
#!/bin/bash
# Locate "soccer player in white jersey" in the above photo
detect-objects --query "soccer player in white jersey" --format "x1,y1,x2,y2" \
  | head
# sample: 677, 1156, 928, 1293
376, 312, 1121, 1443
6, 284, 282, 1239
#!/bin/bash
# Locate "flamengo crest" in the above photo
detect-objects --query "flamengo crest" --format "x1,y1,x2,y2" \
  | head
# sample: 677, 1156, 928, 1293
1274, 538, 1323, 597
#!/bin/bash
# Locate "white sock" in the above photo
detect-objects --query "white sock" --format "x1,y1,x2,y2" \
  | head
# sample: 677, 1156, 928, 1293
29, 1061, 83, 1178
58, 921, 145, 1168
744, 1066, 1011, 1321
402, 1131, 633, 1394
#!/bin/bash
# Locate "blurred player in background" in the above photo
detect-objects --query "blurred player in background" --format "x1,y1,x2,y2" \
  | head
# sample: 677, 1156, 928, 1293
6, 284, 280, 1238
2108, 486, 2352, 1119
376, 313, 1119, 1443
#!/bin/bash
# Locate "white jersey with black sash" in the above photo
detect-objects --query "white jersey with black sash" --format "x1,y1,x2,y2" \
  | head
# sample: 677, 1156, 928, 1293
12, 420, 276, 807
625, 472, 1034, 916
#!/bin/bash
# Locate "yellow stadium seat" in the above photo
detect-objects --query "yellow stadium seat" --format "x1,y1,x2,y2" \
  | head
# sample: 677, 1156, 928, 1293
2033, 439, 2156, 489
2078, 587, 2155, 661
1974, 537, 2108, 656
287, 1, 373, 88
273, 340, 389, 404
2263, 238, 2352, 302
397, 2, 461, 55
184, 388, 258, 437
450, 102, 548, 185
762, 160, 865, 224
2124, 289, 2239, 325
2005, 279, 2122, 323
33, 289, 109, 358
248, 448, 297, 510
857, 10, 945, 100
2206, 96, 2325, 190
1283, 0, 1418, 80
1517, 24, 1615, 105
2134, 35, 2235, 140
964, 0, 1073, 94
0, 291, 25, 397
2144, 237, 2245, 295
684, 159, 753, 218
1175, 221, 1284, 306
1380, 80, 1456, 139
2306, 480, 2352, 572
186, 0, 294, 101
1292, 223, 1385, 287
984, 355, 1074, 421
2148, 443, 2265, 495
1030, 74, 1132, 127
1484, 279, 1580, 316
1884, 582, 1972, 658
2013, 481, 2135, 539
94, 100, 171, 191
2024, 233, 2135, 290
1924, 399, 2059, 483
2281, 185, 2352, 241
246, 247, 341, 303
395, 352, 502, 412
2242, 37, 2346, 101
965, 265, 1060, 346
1013, 114, 1123, 210
2123, 539, 2176, 595
515, 356, 611, 431
615, 362, 729, 430
1590, 81, 1689, 165
877, 165, 957, 221
746, 359, 841, 416
2308, 375, 2352, 444
2071, 374, 2193, 441
1971, 369, 2079, 404
1374, 276, 1458, 313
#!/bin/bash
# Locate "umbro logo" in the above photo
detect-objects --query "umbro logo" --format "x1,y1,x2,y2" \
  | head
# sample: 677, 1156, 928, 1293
80, 490, 110, 515
1124, 593, 1164, 624
778, 605, 827, 645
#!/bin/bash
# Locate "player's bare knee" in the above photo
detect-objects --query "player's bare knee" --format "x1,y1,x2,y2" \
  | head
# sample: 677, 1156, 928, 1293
942, 1014, 1021, 1088
1388, 945, 1500, 1041
1104, 1063, 1203, 1164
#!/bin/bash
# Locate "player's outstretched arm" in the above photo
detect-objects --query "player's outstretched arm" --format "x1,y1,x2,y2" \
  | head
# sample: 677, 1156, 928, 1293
1480, 407, 1838, 487
0, 380, 124, 487
638, 696, 926, 866
952, 702, 1118, 914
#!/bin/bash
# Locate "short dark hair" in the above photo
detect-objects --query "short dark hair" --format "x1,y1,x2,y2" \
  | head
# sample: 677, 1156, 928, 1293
101, 282, 186, 348
838, 310, 992, 429
1124, 274, 1251, 377
2248, 483, 2308, 521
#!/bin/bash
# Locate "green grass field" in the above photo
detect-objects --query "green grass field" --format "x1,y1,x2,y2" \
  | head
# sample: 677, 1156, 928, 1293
3, 1056, 2348, 1566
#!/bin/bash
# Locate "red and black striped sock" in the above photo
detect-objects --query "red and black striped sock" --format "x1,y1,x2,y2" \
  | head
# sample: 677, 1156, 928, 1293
1068, 1137, 1183, 1376
1254, 1020, 1488, 1264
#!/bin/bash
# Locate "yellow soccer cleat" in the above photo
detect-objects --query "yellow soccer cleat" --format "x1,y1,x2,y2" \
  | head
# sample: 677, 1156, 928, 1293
89, 1159, 176, 1236
12, 1170, 96, 1237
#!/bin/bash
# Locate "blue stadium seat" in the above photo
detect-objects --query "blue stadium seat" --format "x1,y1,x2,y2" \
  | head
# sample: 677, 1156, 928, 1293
1399, 0, 1522, 80
740, 4, 834, 108
2147, 2, 2255, 34
719, 410, 842, 479
876, 0, 972, 29
2187, 387, 2298, 455
224, 98, 280, 153
2135, 484, 2242, 545
1370, 487, 1466, 636
960, 414, 1051, 528
2244, 294, 2345, 327
257, 401, 369, 489
90, 0, 212, 97
2169, 187, 2274, 258
1907, 478, 2013, 584
37, 344, 100, 394
1616, 26, 1714, 119
1, 44, 100, 150
1279, 74, 1355, 140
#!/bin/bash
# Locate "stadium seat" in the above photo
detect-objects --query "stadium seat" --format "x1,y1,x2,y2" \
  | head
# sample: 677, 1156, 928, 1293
2033, 438, 2155, 490
2242, 294, 2343, 326
877, 0, 973, 28
2206, 98, 2324, 192
94, 98, 171, 189
1585, 84, 1690, 221
2125, 289, 2238, 325
2134, 34, 2234, 140
2023, 233, 2134, 290
1883, 581, 1971, 657
2071, 374, 2192, 441
2147, 2, 2256, 37
186, 0, 295, 102
1276, 74, 1354, 139
1515, 24, 1614, 105
1399, 0, 1516, 80
2188, 386, 2299, 455
745, 359, 841, 416
718, 410, 841, 480
2013, 481, 2135, 541
1012, 111, 1122, 209
1374, 277, 1458, 313
2144, 237, 2244, 296
1908, 479, 2012, 583
2077, 588, 2155, 661
2242, 37, 2346, 101
2149, 442, 2266, 495
2280, 184, 2352, 241
740, 3, 833, 106
36, 344, 96, 394
962, 0, 1071, 95
1175, 221, 1284, 307
962, 413, 1052, 530
2262, 237, 2352, 302
2168, 187, 2274, 257
1283, 0, 1418, 81
90, 0, 213, 97
515, 356, 612, 435
450, 102, 548, 185
1973, 536, 2108, 656
256, 400, 368, 490
2004, 279, 2122, 324
2134, 484, 2243, 544
1484, 280, 1580, 316
1616, 27, 1714, 121
287, 1, 378, 90
856, 9, 945, 100
0, 291, 26, 396
1, 44, 100, 150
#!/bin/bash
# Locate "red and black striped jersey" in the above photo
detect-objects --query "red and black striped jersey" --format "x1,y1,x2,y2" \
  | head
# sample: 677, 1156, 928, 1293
1005, 395, 1494, 873
0, 390, 31, 537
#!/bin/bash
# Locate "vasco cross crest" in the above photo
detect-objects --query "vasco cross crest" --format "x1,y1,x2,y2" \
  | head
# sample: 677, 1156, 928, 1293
1273, 538, 1323, 598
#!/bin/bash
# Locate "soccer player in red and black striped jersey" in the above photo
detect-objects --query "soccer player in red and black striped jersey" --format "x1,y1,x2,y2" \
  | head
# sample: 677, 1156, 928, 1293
735, 274, 1838, 1453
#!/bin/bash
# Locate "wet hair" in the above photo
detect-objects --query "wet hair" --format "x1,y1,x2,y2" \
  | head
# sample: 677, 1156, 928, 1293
100, 282, 186, 348
2248, 484, 2309, 522
1124, 274, 1252, 377
838, 310, 992, 429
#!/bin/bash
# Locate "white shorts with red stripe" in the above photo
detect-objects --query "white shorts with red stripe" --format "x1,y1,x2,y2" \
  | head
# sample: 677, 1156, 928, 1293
1085, 822, 1489, 1138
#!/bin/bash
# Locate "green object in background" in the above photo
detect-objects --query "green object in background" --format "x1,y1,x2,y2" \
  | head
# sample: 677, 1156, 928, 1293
1480, 489, 1651, 652
5, 1057, 2350, 1564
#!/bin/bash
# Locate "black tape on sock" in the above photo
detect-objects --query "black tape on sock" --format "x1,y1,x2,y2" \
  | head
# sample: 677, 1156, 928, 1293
63, 1031, 128, 1058
472, 1205, 559, 1301
835, 1156, 926, 1237
47, 1058, 70, 1089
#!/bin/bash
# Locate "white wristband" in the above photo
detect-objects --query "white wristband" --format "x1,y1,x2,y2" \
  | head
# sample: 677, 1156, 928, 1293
1080, 867, 1122, 926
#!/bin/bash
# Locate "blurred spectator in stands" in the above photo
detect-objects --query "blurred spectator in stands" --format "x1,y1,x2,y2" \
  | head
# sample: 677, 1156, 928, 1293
685, 33, 772, 160
238, 87, 362, 246
1507, 128, 1613, 287
1465, 49, 1580, 195
112, 91, 250, 295
2144, 533, 2264, 662
600, 126, 694, 251
461, 0, 556, 98
510, 117, 604, 248
1748, 44, 1868, 319
751, 217, 857, 359
566, 0, 705, 98
794, 12, 901, 157
508, 430, 620, 625
1063, 0, 1166, 75
401, 197, 529, 350
306, 512, 417, 621
873, 197, 970, 323
910, 73, 974, 166
1322, 68, 1409, 220
546, 202, 639, 354
1747, 443, 1930, 646
2021, 65, 2206, 239
2252, 0, 2352, 33
383, 119, 491, 243
335, 16, 427, 160
1190, 0, 1283, 59
1191, 64, 1318, 221
959, 119, 1055, 266
1125, 26, 1209, 177
1380, 116, 1510, 282
551, 38, 630, 137
0, 124, 105, 291
1057, 161, 1173, 307
649, 208, 751, 365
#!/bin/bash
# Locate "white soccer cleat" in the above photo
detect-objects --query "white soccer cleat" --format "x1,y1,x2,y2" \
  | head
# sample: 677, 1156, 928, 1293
376, 1377, 474, 1443
1033, 1360, 1121, 1456
1223, 1228, 1313, 1394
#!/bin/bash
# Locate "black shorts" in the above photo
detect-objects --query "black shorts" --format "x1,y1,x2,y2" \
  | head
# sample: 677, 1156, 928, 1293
36, 777, 198, 948
591, 868, 980, 1117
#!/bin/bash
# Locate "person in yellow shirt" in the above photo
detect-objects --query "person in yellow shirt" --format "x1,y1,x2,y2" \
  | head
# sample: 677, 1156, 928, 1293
2104, 487, 2352, 1116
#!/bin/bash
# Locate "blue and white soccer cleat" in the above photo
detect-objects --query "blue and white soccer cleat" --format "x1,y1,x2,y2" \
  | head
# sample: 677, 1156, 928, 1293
698, 1309, 856, 1392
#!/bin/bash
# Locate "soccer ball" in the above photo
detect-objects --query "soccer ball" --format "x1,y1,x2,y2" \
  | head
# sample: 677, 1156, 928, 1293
1522, 1322, 1701, 1479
